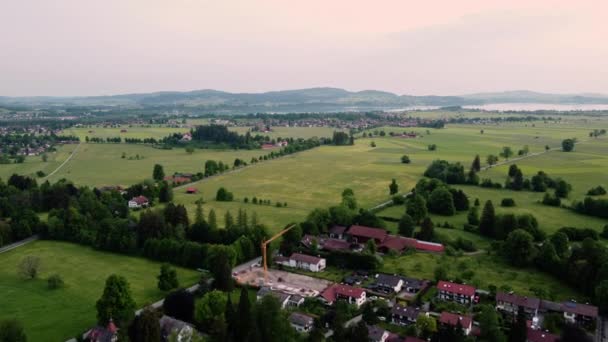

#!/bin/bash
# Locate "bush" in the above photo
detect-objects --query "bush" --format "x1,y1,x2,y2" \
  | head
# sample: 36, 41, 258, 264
428, 144, 437, 151
602, 225, 608, 239
587, 186, 607, 196
501, 198, 516, 207
542, 193, 561, 207
453, 237, 477, 252
392, 195, 405, 205
463, 223, 478, 233
47, 274, 64, 289
557, 227, 599, 241
401, 155, 411, 164
215, 187, 234, 201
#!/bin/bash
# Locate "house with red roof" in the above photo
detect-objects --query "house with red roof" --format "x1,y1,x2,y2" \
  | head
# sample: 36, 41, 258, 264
346, 225, 388, 244
186, 187, 198, 194
277, 253, 326, 272
496, 292, 540, 319
320, 284, 366, 307
437, 281, 476, 305
526, 328, 559, 342
128, 195, 149, 209
439, 312, 473, 336
561, 301, 598, 326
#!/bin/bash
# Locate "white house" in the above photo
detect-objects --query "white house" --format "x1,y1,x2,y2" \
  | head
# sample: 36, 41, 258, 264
128, 196, 149, 209
279, 253, 326, 272
289, 312, 314, 333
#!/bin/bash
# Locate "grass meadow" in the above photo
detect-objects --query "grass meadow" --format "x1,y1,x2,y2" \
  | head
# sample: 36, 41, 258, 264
0, 240, 200, 342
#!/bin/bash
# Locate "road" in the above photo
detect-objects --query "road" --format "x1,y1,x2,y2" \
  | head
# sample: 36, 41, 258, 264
0, 235, 39, 254
44, 143, 81, 179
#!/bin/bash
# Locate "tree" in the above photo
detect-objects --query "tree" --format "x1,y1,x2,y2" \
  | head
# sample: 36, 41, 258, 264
479, 200, 496, 237
503, 230, 536, 267
560, 324, 592, 342
216, 187, 233, 202
562, 139, 575, 152
401, 155, 411, 164
406, 195, 427, 223
157, 264, 179, 291
163, 289, 195, 322
478, 305, 506, 342
195, 290, 228, 339
500, 146, 513, 160
153, 164, 165, 181
362, 302, 379, 325
224, 295, 237, 340
349, 321, 369, 342
253, 295, 295, 342
185, 146, 195, 154
208, 210, 217, 230
389, 179, 399, 195
467, 206, 479, 226
365, 239, 377, 255
427, 187, 455, 216
96, 274, 136, 328
18, 256, 41, 279
398, 214, 415, 237
416, 217, 434, 241
472, 155, 481, 172
158, 181, 173, 203
131, 309, 161, 342
434, 265, 448, 282
508, 307, 527, 342
341, 189, 357, 210
554, 179, 571, 198
47, 274, 64, 289
487, 154, 499, 166
208, 246, 234, 291
416, 314, 437, 339
236, 287, 252, 341
550, 232, 570, 259
0, 319, 27, 342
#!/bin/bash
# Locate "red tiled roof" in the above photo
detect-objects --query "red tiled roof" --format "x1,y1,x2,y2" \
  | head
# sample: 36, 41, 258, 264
437, 281, 476, 297
173, 177, 191, 184
561, 301, 598, 318
527, 329, 559, 342
130, 196, 149, 205
380, 236, 416, 252
290, 253, 324, 265
322, 239, 351, 251
439, 312, 472, 329
329, 225, 347, 235
321, 284, 365, 302
262, 144, 276, 149
403, 337, 425, 342
347, 225, 388, 241
496, 292, 540, 310
186, 187, 197, 193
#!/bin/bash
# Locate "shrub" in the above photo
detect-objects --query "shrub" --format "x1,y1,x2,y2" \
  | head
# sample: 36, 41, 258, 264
427, 144, 437, 151
587, 186, 607, 196
47, 274, 64, 289
392, 195, 405, 205
602, 225, 608, 239
453, 237, 477, 252
501, 198, 516, 207
215, 187, 234, 201
557, 227, 599, 241
463, 223, 478, 233
401, 155, 411, 164
542, 193, 561, 207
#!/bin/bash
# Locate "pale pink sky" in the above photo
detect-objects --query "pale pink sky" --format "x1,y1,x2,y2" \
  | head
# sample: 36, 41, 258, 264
1, 0, 607, 96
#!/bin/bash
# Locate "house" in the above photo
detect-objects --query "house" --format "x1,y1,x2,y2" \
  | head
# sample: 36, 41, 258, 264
287, 294, 305, 307
329, 225, 347, 239
84, 320, 118, 342
257, 287, 291, 309
368, 325, 390, 342
322, 238, 353, 251
373, 274, 404, 294
346, 225, 388, 244
561, 301, 598, 326
436, 281, 476, 305
186, 187, 198, 194
159, 315, 196, 342
414, 240, 445, 253
262, 143, 276, 149
439, 312, 473, 336
320, 284, 366, 307
378, 235, 416, 253
276, 253, 326, 272
526, 328, 559, 342
180, 133, 192, 142
391, 304, 424, 325
128, 196, 149, 209
289, 312, 314, 333
496, 292, 540, 319
401, 277, 429, 295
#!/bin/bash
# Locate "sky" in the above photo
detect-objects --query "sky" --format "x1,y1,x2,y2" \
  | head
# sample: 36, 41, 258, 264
1, 0, 607, 96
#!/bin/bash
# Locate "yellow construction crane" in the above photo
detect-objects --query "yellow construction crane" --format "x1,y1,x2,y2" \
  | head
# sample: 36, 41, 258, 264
261, 224, 296, 283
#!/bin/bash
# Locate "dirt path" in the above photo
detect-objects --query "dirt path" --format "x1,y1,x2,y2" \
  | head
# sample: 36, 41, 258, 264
44, 143, 81, 179
0, 235, 39, 254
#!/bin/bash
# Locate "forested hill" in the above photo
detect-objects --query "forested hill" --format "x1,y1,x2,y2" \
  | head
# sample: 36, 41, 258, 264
1, 88, 608, 112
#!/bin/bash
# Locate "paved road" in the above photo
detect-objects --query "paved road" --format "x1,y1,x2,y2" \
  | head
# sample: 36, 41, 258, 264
369, 192, 412, 212
0, 235, 39, 254
44, 143, 81, 179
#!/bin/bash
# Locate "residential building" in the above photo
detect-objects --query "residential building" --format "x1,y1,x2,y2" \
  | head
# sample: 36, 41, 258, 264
373, 274, 404, 294
496, 292, 540, 319
439, 312, 472, 336
526, 328, 559, 342
329, 225, 347, 239
367, 325, 390, 342
257, 287, 291, 309
289, 312, 314, 333
391, 304, 424, 326
561, 301, 598, 326
84, 320, 118, 342
128, 195, 149, 209
346, 225, 388, 244
159, 315, 196, 342
288, 253, 326, 272
320, 284, 366, 307
436, 280, 476, 304
401, 277, 429, 295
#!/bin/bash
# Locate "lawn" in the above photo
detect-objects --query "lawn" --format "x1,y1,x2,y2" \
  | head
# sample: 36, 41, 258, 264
0, 240, 200, 342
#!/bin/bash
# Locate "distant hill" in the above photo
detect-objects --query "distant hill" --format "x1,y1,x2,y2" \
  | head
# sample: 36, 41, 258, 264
1, 88, 608, 112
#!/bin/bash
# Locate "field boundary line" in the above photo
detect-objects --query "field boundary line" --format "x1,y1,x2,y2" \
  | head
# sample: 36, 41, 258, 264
0, 235, 39, 254
44, 142, 81, 179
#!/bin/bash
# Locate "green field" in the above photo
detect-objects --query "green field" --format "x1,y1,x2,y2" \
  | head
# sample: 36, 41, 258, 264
64, 125, 187, 141
230, 126, 339, 139
0, 240, 200, 342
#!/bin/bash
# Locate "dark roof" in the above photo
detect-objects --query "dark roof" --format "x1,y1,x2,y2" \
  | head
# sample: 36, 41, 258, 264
391, 304, 421, 319
290, 253, 324, 265
347, 225, 388, 241
329, 225, 347, 235
159, 315, 193, 338
367, 325, 388, 341
561, 301, 598, 318
437, 280, 476, 297
401, 277, 428, 290
322, 238, 351, 251
540, 300, 562, 312
257, 287, 290, 303
527, 328, 559, 342
496, 292, 540, 310
376, 274, 403, 287
289, 312, 314, 327
379, 235, 416, 252
439, 312, 472, 328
